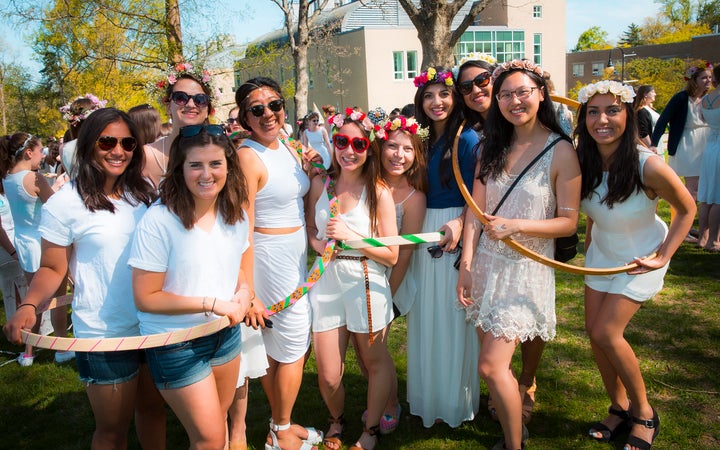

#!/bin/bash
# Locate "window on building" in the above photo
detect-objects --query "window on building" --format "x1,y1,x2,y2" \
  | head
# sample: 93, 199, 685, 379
572, 64, 584, 77
393, 51, 404, 80
406, 51, 418, 78
533, 5, 542, 18
591, 62, 604, 76
533, 33, 541, 65
454, 30, 525, 63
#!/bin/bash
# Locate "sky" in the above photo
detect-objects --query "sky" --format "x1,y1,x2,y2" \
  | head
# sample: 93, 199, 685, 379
0, 0, 662, 79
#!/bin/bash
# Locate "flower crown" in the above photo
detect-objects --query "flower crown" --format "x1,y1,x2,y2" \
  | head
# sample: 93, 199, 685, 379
458, 52, 497, 67
150, 62, 219, 102
577, 80, 636, 104
327, 108, 375, 138
491, 59, 544, 83
59, 94, 107, 127
374, 116, 429, 142
684, 61, 713, 81
367, 107, 387, 125
414, 67, 454, 89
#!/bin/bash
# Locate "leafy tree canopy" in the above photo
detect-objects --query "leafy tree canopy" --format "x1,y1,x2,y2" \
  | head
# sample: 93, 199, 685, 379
573, 26, 611, 52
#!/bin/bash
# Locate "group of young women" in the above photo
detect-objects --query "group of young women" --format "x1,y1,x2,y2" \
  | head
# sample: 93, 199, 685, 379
1, 55, 701, 450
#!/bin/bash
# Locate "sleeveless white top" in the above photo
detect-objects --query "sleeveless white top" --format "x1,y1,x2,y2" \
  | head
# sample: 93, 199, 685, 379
244, 138, 310, 228
304, 128, 332, 170
315, 186, 369, 257
2, 171, 43, 272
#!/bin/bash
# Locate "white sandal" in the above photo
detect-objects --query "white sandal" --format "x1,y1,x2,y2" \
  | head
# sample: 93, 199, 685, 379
265, 421, 319, 450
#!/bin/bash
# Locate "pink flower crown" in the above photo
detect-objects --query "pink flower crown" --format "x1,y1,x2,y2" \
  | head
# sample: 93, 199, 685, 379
59, 94, 107, 127
491, 59, 544, 83
327, 108, 375, 137
684, 61, 712, 81
149, 62, 219, 102
414, 67, 454, 89
374, 116, 429, 142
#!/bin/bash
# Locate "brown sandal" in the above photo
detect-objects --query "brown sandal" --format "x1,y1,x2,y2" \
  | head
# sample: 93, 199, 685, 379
323, 413, 345, 450
349, 424, 380, 450
519, 380, 536, 424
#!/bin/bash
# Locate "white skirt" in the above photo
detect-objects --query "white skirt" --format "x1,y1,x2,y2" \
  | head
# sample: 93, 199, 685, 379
405, 207, 479, 428
237, 324, 269, 387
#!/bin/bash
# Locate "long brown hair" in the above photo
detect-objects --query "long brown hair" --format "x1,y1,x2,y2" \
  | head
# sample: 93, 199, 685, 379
375, 125, 427, 193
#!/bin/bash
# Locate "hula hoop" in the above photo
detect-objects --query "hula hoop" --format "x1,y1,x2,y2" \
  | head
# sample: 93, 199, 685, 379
451, 121, 654, 276
339, 232, 444, 249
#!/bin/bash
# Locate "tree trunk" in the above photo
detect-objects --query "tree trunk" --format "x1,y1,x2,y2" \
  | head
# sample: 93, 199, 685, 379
165, 0, 183, 64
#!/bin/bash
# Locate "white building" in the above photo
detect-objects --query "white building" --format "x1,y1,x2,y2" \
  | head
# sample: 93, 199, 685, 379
236, 0, 566, 118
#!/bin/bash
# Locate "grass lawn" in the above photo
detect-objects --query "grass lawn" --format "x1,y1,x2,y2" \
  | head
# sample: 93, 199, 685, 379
1, 205, 718, 449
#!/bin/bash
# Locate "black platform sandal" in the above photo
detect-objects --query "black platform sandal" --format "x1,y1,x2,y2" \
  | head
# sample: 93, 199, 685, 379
588, 405, 632, 442
349, 424, 380, 450
625, 408, 660, 450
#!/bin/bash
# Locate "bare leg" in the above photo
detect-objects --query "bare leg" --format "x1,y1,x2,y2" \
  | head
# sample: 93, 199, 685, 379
85, 377, 139, 449
135, 364, 166, 449
704, 203, 720, 250
477, 328, 524, 450
698, 203, 710, 247
314, 327, 350, 450
227, 379, 249, 450
351, 325, 400, 420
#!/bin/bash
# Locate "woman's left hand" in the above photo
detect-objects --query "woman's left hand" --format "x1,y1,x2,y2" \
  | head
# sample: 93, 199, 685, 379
325, 217, 355, 242
242, 294, 270, 329
627, 255, 665, 275
302, 147, 323, 172
483, 214, 518, 241
438, 216, 462, 252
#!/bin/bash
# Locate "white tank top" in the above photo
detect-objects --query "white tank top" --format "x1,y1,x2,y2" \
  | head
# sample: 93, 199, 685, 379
315, 185, 369, 257
243, 138, 310, 228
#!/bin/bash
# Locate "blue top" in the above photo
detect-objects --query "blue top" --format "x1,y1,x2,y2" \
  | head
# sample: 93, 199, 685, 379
426, 127, 479, 208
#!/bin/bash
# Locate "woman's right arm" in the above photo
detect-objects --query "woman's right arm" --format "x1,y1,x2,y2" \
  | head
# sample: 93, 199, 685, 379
305, 176, 327, 256
650, 93, 679, 148
2, 241, 70, 344
457, 165, 486, 306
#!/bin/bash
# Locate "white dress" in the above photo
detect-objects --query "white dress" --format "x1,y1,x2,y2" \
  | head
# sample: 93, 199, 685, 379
388, 190, 419, 316
466, 139, 557, 342
699, 106, 720, 204
669, 99, 709, 177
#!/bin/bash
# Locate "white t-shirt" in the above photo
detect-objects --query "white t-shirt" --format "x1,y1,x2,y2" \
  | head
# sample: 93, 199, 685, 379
40, 183, 148, 338
128, 204, 250, 335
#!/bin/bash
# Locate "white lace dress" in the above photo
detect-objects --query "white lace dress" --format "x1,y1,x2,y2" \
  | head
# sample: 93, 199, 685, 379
465, 139, 557, 342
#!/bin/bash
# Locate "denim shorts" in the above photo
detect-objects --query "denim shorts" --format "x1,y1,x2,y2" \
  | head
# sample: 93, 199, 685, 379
144, 325, 241, 390
76, 350, 143, 385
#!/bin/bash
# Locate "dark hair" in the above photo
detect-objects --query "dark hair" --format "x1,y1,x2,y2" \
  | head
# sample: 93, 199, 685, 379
456, 59, 496, 131
0, 132, 42, 170
67, 97, 96, 139
306, 111, 320, 122
575, 100, 642, 207
164, 74, 214, 117
160, 131, 247, 230
414, 66, 466, 188
400, 104, 415, 118
235, 77, 285, 131
375, 122, 427, 194
128, 104, 162, 145
330, 119, 382, 234
74, 108, 156, 212
479, 66, 570, 183
633, 85, 654, 111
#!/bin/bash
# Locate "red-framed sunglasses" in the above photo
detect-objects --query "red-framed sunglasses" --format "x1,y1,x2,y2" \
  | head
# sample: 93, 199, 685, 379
333, 134, 370, 153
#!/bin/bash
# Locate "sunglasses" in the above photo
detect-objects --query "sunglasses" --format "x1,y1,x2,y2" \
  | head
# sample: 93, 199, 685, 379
426, 243, 462, 259
96, 136, 137, 152
457, 72, 492, 95
247, 99, 285, 117
227, 117, 238, 124
179, 124, 227, 138
333, 134, 370, 153
170, 91, 211, 107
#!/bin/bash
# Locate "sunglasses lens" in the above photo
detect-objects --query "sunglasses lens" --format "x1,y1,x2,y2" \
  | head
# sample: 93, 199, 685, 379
458, 81, 473, 95
333, 135, 349, 149
352, 138, 369, 152
427, 246, 443, 258
268, 99, 284, 112
227, 118, 236, 124
179, 125, 227, 138
171, 91, 190, 106
475, 73, 491, 88
249, 105, 265, 117
97, 136, 118, 151
119, 137, 137, 152
204, 125, 226, 136
192, 94, 210, 107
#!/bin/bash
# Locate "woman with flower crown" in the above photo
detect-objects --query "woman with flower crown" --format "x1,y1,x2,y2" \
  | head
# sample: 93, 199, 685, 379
456, 59, 580, 450
650, 63, 712, 242
235, 77, 323, 450
147, 63, 216, 190
457, 54, 545, 426
575, 80, 695, 450
306, 108, 398, 450
407, 66, 480, 428
59, 93, 107, 176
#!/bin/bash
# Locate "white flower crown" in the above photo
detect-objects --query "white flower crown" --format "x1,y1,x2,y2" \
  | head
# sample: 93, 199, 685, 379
577, 80, 636, 104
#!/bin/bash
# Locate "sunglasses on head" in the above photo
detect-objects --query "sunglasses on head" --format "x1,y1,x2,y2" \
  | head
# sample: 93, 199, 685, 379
170, 91, 211, 107
96, 136, 137, 152
179, 124, 227, 138
247, 99, 285, 117
457, 72, 492, 95
333, 134, 370, 153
